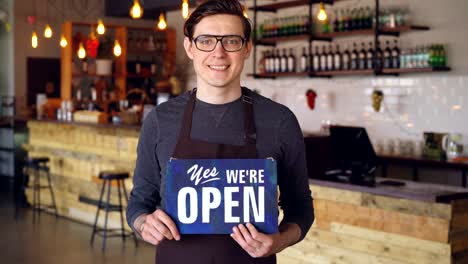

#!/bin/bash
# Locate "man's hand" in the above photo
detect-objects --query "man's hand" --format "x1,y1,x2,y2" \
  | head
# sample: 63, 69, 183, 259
138, 209, 181, 245
230, 223, 300, 258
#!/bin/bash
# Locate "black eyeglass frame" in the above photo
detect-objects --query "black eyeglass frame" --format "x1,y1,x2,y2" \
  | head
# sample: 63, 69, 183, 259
192, 34, 247, 52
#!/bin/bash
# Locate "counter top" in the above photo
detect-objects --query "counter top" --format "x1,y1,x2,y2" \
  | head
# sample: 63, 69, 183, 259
24, 117, 141, 130
310, 178, 468, 204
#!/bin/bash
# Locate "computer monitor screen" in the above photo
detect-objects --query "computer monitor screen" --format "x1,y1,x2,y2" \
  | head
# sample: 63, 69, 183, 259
329, 125, 378, 184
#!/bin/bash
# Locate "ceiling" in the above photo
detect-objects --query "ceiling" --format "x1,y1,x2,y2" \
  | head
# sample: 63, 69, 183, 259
105, 0, 200, 19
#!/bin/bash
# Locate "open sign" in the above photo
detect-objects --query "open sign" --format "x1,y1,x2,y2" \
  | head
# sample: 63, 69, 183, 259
164, 159, 278, 234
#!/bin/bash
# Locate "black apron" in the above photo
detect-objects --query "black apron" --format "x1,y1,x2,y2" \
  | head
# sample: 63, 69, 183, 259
155, 88, 276, 264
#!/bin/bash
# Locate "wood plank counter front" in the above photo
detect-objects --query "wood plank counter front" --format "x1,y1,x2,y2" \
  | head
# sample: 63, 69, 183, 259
24, 120, 139, 229
278, 179, 468, 264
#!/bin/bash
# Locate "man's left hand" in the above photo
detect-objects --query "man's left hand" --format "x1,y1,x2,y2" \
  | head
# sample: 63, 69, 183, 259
231, 223, 284, 258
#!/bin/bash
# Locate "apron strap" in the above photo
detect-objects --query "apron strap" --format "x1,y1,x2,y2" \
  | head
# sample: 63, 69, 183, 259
179, 88, 257, 146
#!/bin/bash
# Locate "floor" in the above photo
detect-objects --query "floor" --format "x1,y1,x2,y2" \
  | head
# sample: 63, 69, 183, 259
0, 178, 156, 264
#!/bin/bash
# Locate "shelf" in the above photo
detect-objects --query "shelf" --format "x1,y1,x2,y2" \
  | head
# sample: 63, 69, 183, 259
314, 69, 374, 76
249, 67, 450, 79
127, 49, 167, 56
248, 72, 309, 79
378, 25, 430, 36
255, 34, 333, 45
72, 73, 116, 78
381, 67, 451, 74
255, 25, 429, 45
249, 0, 334, 12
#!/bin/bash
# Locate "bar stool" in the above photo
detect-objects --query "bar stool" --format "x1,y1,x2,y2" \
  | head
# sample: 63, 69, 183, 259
90, 170, 138, 252
24, 156, 58, 223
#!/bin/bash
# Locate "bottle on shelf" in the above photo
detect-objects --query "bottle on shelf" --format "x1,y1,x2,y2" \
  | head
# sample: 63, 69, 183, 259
374, 41, 383, 70
81, 59, 88, 73
288, 48, 296, 73
350, 42, 359, 70
342, 44, 350, 71
383, 40, 392, 68
151, 56, 157, 75
274, 49, 281, 73
313, 46, 320, 72
135, 56, 142, 75
359, 42, 367, 70
320, 46, 327, 71
333, 44, 342, 71
391, 39, 400, 69
258, 51, 266, 74
280, 48, 288, 72
333, 11, 340, 33
300, 47, 308, 73
366, 42, 374, 70
327, 45, 334, 71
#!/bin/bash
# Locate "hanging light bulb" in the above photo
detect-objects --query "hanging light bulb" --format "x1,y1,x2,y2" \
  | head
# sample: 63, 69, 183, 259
96, 19, 106, 35
243, 6, 249, 18
157, 13, 167, 30
77, 42, 86, 59
181, 0, 189, 19
317, 2, 328, 22
44, 24, 53, 38
130, 0, 143, 19
31, 31, 38, 48
60, 34, 68, 48
113, 40, 122, 57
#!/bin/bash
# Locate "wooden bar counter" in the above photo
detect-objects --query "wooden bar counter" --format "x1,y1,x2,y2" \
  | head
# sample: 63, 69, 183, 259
279, 179, 468, 264
25, 120, 468, 262
24, 119, 139, 229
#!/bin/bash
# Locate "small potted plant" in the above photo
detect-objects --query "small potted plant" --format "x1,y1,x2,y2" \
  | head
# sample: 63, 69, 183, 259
95, 35, 114, 75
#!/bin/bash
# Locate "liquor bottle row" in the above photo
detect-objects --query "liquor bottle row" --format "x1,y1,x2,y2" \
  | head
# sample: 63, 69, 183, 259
400, 44, 447, 69
330, 6, 374, 33
258, 15, 310, 38
256, 6, 412, 37
259, 40, 401, 74
127, 31, 167, 53
258, 42, 448, 74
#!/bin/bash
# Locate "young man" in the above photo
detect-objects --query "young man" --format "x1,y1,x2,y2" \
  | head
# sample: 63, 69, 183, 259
126, 1, 314, 263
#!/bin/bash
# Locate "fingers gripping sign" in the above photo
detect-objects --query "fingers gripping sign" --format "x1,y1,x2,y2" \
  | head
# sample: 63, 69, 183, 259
140, 209, 181, 246
231, 223, 278, 258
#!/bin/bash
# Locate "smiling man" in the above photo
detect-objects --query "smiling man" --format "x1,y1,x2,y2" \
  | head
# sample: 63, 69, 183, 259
126, 1, 314, 263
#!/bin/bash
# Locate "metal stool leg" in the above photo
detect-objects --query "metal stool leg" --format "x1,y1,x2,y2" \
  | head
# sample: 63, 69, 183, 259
122, 180, 138, 247
91, 178, 107, 245
44, 167, 58, 217
32, 165, 39, 223
117, 180, 126, 242
102, 179, 112, 253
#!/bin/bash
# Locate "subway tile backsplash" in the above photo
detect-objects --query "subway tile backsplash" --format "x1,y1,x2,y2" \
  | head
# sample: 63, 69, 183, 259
240, 75, 468, 151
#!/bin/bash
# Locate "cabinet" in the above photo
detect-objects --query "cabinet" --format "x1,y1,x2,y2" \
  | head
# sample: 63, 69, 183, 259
249, 0, 450, 78
60, 22, 176, 102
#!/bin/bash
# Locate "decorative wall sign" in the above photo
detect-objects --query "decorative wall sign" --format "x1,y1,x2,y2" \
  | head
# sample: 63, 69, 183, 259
164, 158, 278, 234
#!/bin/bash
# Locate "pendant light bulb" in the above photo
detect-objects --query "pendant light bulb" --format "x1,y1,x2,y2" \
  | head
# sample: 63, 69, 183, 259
44, 24, 53, 38
182, 0, 189, 19
31, 31, 38, 48
113, 40, 122, 57
243, 6, 249, 18
317, 2, 328, 22
96, 19, 106, 35
130, 0, 143, 19
158, 13, 167, 30
60, 34, 68, 48
77, 42, 86, 59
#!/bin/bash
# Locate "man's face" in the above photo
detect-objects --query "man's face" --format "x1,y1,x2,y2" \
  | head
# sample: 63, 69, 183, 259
184, 14, 252, 90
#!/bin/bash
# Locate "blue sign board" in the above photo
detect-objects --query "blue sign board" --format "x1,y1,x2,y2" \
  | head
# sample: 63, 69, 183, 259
164, 158, 278, 234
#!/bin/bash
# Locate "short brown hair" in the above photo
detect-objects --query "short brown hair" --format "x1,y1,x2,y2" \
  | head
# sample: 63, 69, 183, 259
183, 0, 252, 41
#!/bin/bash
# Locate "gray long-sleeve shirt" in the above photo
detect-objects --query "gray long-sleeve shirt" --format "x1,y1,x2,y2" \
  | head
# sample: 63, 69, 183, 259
126, 88, 314, 240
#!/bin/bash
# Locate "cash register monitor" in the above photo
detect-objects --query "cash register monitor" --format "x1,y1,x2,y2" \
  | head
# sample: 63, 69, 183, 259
328, 125, 378, 186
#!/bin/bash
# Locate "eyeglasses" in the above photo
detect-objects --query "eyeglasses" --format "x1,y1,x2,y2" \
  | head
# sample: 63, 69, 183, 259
192, 35, 246, 52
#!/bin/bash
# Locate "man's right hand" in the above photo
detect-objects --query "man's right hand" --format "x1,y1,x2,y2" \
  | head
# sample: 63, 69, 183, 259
137, 209, 181, 245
